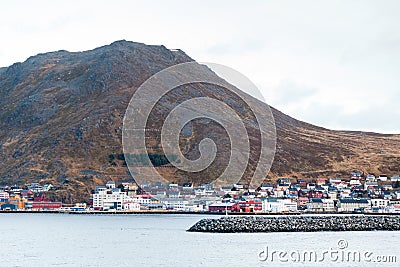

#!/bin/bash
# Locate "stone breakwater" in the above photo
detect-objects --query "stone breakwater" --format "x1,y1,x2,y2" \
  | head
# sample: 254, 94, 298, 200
187, 215, 400, 233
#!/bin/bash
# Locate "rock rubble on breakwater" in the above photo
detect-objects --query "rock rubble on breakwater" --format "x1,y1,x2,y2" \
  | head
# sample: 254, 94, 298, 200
187, 215, 400, 233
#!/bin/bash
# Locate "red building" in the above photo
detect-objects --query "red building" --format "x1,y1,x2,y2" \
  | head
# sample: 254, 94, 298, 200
32, 194, 62, 210
208, 202, 238, 212
308, 190, 323, 198
236, 199, 263, 212
297, 179, 307, 187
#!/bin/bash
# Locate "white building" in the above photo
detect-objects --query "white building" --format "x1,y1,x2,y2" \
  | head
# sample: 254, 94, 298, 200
169, 183, 179, 189
337, 198, 371, 212
328, 191, 338, 200
390, 175, 400, 182
339, 188, 352, 198
162, 198, 190, 211
377, 175, 388, 182
364, 182, 378, 190
307, 183, 316, 190
273, 189, 285, 198
189, 203, 205, 212
122, 202, 141, 211
0, 191, 10, 200
263, 198, 297, 213
92, 186, 130, 211
194, 188, 216, 197
336, 182, 349, 189
306, 198, 323, 212
371, 199, 390, 209
329, 178, 342, 185
106, 181, 116, 189
322, 199, 335, 212
130, 195, 152, 205
350, 180, 361, 186
182, 183, 193, 190
277, 178, 292, 185
307, 198, 335, 212
257, 190, 268, 197
388, 201, 400, 213
260, 184, 274, 192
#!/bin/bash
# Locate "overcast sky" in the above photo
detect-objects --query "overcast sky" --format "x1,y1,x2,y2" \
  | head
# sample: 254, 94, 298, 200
1, 0, 399, 133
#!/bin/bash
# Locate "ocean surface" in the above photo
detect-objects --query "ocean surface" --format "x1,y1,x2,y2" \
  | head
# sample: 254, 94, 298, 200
0, 213, 399, 267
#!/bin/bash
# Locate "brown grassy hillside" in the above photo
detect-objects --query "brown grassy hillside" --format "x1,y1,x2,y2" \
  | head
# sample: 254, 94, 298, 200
0, 40, 399, 202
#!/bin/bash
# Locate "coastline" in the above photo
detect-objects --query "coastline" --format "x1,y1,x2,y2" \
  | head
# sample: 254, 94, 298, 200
2, 210, 400, 216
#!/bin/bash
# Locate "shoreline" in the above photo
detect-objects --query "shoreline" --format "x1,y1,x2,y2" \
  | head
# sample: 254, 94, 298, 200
2, 210, 400, 216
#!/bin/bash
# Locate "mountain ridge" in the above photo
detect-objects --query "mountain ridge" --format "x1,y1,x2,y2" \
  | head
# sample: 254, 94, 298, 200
0, 40, 399, 202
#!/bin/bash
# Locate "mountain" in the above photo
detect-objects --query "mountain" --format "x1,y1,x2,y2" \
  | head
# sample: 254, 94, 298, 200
0, 40, 399, 202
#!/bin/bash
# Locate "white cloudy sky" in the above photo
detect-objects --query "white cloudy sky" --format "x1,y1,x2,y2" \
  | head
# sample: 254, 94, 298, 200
1, 0, 399, 133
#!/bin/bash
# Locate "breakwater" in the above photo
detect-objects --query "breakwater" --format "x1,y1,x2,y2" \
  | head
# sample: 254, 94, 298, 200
187, 215, 400, 233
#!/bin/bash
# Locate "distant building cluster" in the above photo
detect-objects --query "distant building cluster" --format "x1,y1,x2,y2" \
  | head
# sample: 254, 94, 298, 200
0, 183, 62, 211
90, 172, 400, 213
2, 172, 400, 213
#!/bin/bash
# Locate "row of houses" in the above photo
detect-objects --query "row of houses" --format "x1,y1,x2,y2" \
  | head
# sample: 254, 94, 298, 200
2, 171, 400, 212
90, 179, 400, 213
0, 191, 62, 211
133, 173, 400, 202
92, 182, 205, 211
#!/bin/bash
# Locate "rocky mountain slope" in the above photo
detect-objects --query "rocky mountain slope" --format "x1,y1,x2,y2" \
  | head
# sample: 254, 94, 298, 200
0, 40, 399, 202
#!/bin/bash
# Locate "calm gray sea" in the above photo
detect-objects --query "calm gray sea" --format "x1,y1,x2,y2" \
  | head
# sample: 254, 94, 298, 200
0, 214, 399, 267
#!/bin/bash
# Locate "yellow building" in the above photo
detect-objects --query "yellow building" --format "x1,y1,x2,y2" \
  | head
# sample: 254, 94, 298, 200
8, 194, 27, 210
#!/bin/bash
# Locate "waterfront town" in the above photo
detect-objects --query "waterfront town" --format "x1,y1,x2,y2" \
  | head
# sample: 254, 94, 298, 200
1, 172, 400, 214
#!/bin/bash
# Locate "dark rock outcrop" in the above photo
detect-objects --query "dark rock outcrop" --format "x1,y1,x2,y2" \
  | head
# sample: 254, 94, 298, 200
188, 215, 400, 233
